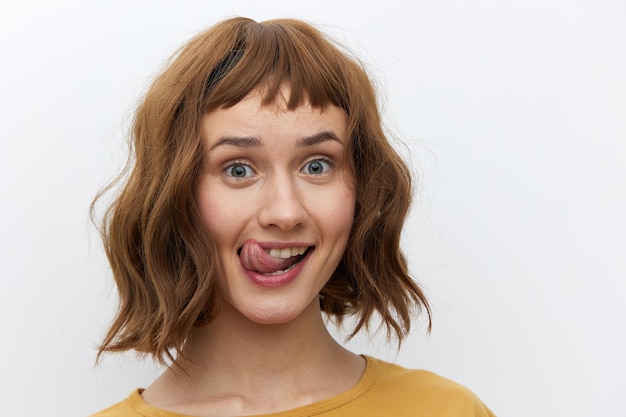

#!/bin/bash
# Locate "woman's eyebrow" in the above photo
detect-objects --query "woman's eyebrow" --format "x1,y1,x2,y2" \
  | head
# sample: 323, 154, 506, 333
210, 131, 344, 150
297, 131, 344, 147
209, 136, 261, 150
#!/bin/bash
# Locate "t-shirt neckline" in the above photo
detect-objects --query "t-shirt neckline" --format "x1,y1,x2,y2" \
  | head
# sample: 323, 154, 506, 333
129, 355, 379, 417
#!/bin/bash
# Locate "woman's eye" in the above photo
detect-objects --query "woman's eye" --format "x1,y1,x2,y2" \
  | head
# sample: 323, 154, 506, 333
225, 163, 255, 178
302, 159, 331, 175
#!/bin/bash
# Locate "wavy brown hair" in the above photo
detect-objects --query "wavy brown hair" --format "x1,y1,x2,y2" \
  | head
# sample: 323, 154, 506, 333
94, 17, 431, 364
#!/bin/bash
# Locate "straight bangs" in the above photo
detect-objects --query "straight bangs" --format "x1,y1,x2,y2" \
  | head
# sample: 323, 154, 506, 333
203, 19, 350, 113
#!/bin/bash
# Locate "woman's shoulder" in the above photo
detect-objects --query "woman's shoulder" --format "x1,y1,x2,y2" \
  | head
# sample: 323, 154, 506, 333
363, 356, 496, 416
370, 355, 481, 392
89, 389, 151, 417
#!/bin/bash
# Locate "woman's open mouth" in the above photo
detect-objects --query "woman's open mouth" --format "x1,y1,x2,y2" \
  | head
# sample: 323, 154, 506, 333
238, 240, 313, 285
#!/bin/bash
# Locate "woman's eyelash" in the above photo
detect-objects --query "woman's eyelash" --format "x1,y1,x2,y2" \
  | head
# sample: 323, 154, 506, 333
222, 157, 335, 178
224, 162, 255, 178
302, 157, 334, 175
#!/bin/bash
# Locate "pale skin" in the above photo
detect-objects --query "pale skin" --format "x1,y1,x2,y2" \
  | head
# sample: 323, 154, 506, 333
141, 87, 366, 417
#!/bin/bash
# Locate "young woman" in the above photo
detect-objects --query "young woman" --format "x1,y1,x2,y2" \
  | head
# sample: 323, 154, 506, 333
91, 17, 495, 417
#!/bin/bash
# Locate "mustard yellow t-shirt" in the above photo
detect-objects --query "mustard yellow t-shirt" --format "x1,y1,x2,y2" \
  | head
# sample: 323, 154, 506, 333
91, 356, 495, 417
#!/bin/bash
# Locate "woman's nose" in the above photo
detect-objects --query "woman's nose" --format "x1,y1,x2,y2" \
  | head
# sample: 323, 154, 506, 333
257, 174, 308, 231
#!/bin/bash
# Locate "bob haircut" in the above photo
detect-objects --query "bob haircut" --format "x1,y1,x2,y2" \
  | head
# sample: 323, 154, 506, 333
95, 17, 431, 364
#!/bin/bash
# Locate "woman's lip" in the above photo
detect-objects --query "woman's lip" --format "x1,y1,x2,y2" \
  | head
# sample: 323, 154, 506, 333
240, 240, 314, 250
241, 248, 314, 288
236, 240, 314, 257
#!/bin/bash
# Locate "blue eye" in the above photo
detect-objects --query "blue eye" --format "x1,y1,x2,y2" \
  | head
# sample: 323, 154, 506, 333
226, 163, 254, 178
302, 159, 331, 175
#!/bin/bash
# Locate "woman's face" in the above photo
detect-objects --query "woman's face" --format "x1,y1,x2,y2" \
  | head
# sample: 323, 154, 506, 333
196, 87, 355, 325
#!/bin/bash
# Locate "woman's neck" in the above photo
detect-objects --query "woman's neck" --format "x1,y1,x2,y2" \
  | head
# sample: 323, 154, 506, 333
142, 298, 365, 416
184, 298, 342, 373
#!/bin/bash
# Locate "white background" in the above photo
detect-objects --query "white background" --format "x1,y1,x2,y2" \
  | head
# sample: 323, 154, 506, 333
1, 1, 624, 416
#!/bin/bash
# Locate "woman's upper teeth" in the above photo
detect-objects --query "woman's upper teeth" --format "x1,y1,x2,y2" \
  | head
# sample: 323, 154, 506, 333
267, 246, 308, 259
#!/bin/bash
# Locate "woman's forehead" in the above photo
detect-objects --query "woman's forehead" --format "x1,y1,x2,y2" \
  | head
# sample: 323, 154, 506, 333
202, 90, 348, 145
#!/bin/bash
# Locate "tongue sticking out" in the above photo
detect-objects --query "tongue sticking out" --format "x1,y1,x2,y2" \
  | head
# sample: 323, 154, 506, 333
240, 240, 302, 274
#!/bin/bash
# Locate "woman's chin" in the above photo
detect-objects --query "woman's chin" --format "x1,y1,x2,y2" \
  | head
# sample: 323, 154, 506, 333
222, 295, 320, 327
241, 303, 308, 326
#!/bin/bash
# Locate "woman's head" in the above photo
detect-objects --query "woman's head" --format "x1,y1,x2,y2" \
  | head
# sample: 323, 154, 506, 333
96, 17, 430, 364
